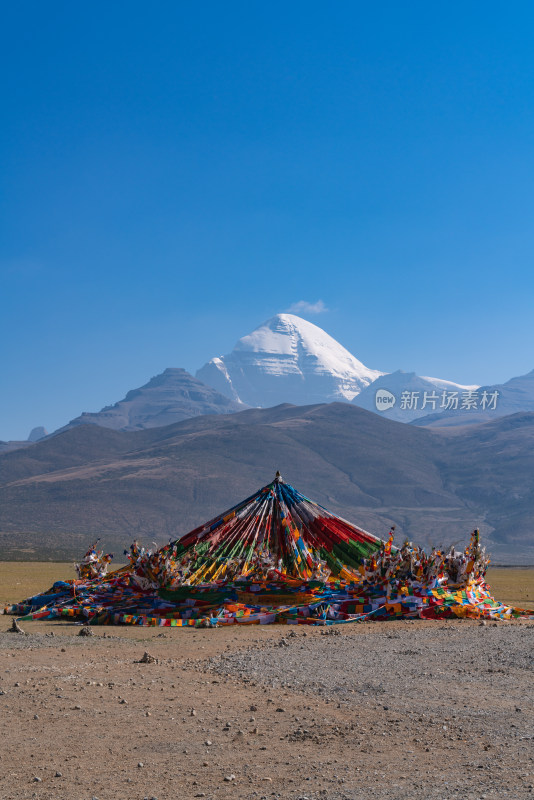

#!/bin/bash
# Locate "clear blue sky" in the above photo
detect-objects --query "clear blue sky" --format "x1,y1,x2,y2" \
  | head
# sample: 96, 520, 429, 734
2, 2, 534, 440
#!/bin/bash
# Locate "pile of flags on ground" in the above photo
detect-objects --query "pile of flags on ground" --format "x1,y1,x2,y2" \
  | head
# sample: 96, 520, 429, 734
5, 474, 532, 626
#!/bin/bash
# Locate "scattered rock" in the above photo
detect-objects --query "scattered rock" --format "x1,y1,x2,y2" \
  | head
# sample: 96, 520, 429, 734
78, 626, 94, 636
224, 774, 236, 782
136, 652, 157, 664
8, 619, 25, 634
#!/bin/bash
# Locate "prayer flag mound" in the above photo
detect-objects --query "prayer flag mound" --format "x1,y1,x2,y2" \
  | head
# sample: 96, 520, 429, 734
5, 474, 532, 626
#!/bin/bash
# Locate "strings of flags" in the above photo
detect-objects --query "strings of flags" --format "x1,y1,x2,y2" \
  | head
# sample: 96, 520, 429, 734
5, 474, 532, 627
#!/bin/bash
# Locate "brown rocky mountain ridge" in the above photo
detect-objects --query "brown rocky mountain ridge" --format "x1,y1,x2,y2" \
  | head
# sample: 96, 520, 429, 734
0, 402, 533, 562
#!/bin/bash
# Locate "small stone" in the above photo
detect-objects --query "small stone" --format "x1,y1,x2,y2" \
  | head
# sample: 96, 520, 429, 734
191, 708, 197, 716
119, 699, 127, 704
203, 761, 209, 766
205, 740, 212, 746
137, 652, 157, 664
33, 714, 39, 719
61, 647, 66, 652
250, 704, 258, 711
78, 626, 94, 636
55, 771, 62, 777
145, 711, 151, 716
137, 762, 144, 768
276, 708, 285, 713
224, 774, 236, 782
33, 776, 42, 782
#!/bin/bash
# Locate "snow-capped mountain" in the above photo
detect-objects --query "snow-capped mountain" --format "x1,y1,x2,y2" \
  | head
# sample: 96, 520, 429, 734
56, 368, 244, 433
352, 370, 479, 423
413, 368, 534, 427
196, 314, 384, 407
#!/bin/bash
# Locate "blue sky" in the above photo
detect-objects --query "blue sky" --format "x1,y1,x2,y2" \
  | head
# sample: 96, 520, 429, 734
2, 2, 534, 439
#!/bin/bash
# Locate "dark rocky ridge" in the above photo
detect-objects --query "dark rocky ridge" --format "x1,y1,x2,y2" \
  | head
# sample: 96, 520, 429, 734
57, 367, 245, 432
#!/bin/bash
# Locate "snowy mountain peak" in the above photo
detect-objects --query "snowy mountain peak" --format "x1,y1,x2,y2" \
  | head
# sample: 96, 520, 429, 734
196, 314, 384, 407
236, 314, 376, 376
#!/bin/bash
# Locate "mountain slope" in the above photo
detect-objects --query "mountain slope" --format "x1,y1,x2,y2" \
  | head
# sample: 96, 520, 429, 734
1, 403, 533, 562
57, 368, 244, 433
197, 314, 383, 406
413, 368, 534, 427
353, 370, 479, 422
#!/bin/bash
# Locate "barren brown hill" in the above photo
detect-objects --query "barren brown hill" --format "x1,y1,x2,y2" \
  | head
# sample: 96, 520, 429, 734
0, 403, 533, 562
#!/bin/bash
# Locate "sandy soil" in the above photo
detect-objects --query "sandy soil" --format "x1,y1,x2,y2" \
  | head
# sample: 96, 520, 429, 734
0, 617, 532, 800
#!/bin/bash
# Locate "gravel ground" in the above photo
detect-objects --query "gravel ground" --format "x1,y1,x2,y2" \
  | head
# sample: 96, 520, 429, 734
0, 618, 532, 800
204, 620, 534, 799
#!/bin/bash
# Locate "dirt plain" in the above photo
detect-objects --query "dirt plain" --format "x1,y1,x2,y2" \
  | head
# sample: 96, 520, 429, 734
0, 566, 532, 800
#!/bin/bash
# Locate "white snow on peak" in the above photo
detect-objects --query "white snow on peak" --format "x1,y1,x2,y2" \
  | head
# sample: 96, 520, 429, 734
235, 314, 381, 380
196, 314, 384, 407
419, 375, 479, 392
